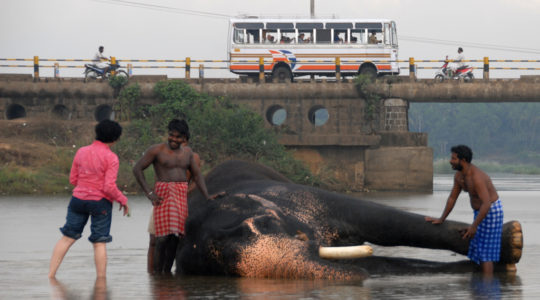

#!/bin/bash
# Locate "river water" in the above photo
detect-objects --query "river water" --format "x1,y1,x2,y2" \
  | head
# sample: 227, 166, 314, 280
1, 174, 539, 299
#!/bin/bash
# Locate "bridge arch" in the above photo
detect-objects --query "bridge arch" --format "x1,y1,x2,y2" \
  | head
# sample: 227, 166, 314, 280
266, 105, 287, 126
6, 104, 27, 120
94, 104, 114, 121
52, 104, 71, 120
308, 105, 329, 126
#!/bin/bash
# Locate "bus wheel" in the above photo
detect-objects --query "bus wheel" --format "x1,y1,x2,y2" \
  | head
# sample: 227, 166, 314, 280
272, 66, 292, 83
359, 66, 377, 80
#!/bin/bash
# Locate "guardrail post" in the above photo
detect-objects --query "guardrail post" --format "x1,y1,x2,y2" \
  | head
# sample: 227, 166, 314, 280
483, 56, 489, 81
185, 57, 191, 79
259, 57, 265, 83
33, 56, 39, 81
110, 57, 116, 76
54, 63, 60, 79
409, 57, 416, 80
335, 57, 341, 82
127, 63, 133, 76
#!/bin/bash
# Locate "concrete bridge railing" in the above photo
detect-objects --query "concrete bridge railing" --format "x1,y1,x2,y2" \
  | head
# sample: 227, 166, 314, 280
3, 56, 540, 80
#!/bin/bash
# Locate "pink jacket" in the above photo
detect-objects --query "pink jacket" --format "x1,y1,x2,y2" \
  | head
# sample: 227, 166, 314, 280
70, 140, 128, 205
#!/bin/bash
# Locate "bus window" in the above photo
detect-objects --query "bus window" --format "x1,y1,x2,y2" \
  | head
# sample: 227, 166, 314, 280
264, 30, 278, 43
247, 29, 260, 43
391, 21, 398, 46
281, 30, 296, 44
384, 23, 391, 45
351, 29, 366, 44
316, 29, 331, 44
233, 28, 246, 44
333, 30, 346, 43
368, 30, 382, 44
298, 30, 312, 43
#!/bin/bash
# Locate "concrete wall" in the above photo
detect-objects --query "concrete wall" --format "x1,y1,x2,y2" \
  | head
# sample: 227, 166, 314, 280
0, 77, 433, 191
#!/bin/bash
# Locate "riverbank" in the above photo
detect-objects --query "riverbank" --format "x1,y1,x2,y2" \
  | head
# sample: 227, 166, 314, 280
2, 118, 538, 195
433, 159, 540, 175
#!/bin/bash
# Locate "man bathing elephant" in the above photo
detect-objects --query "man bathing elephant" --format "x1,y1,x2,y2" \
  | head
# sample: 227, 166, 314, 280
426, 145, 505, 276
177, 160, 522, 279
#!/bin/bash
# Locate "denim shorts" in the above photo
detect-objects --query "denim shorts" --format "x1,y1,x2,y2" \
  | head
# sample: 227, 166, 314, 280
60, 196, 113, 243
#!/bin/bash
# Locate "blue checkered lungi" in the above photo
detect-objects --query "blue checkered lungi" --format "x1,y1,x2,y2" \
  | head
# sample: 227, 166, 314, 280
468, 199, 504, 264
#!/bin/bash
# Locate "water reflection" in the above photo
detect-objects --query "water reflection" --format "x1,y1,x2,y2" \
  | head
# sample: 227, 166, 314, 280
150, 275, 186, 299
470, 274, 502, 300
49, 277, 109, 300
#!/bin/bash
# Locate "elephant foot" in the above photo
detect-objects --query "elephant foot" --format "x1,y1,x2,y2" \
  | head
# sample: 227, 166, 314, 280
499, 221, 523, 270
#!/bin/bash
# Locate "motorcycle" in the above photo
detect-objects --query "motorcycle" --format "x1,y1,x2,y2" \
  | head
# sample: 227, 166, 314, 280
434, 56, 474, 82
84, 62, 128, 82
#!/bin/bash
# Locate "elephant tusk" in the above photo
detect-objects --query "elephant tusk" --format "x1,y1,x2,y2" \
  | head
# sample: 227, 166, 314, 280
319, 245, 373, 259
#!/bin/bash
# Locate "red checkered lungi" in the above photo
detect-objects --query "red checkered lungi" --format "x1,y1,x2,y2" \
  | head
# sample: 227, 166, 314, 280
153, 181, 188, 237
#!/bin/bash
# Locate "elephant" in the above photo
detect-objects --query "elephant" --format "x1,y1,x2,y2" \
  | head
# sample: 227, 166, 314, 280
175, 160, 523, 280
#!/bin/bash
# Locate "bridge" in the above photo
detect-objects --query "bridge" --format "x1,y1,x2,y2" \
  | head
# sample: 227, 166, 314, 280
1, 68, 540, 192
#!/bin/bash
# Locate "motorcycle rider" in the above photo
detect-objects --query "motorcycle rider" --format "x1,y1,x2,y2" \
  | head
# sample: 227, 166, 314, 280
93, 46, 110, 76
447, 47, 465, 78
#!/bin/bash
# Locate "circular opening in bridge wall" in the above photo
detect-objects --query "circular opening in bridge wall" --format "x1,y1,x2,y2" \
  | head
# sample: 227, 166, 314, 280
308, 105, 329, 126
266, 105, 287, 126
94, 105, 115, 122
52, 104, 71, 120
6, 104, 27, 120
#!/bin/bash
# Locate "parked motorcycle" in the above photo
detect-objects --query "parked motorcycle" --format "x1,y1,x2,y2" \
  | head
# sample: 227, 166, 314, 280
434, 56, 474, 82
84, 62, 128, 82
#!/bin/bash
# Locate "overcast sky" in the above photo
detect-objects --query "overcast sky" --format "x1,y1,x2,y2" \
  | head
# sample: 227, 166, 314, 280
2, 0, 540, 78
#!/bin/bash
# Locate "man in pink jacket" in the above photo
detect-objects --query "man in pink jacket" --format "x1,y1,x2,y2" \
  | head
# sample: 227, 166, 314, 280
48, 120, 130, 278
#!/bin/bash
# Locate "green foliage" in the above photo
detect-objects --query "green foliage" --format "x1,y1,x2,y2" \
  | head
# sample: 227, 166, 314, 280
108, 74, 128, 89
116, 79, 318, 186
354, 74, 381, 131
115, 83, 142, 121
0, 150, 73, 195
410, 102, 540, 170
114, 119, 163, 162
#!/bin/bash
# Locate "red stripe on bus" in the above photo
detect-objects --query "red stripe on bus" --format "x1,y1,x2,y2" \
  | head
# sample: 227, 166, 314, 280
230, 65, 272, 70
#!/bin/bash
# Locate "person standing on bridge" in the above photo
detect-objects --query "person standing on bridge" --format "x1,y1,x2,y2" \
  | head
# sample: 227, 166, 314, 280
425, 145, 504, 276
133, 119, 212, 274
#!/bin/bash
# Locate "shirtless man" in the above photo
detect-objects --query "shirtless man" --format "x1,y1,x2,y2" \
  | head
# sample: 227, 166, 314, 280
133, 119, 211, 274
425, 145, 503, 276
144, 138, 201, 274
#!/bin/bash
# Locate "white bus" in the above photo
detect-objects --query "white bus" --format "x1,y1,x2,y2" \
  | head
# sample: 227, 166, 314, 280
228, 18, 399, 81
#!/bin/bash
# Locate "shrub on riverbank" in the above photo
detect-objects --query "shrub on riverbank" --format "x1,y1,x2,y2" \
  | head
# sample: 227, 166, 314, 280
114, 80, 319, 191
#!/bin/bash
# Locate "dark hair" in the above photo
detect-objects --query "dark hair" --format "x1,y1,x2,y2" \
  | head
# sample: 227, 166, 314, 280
95, 119, 122, 143
99, 46, 104, 50
168, 119, 190, 140
451, 145, 472, 163
458, 47, 463, 52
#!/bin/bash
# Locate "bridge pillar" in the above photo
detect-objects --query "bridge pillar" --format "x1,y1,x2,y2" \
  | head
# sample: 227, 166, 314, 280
383, 98, 408, 132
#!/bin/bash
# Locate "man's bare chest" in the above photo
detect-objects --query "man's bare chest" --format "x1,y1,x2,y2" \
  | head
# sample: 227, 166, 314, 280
156, 151, 189, 169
